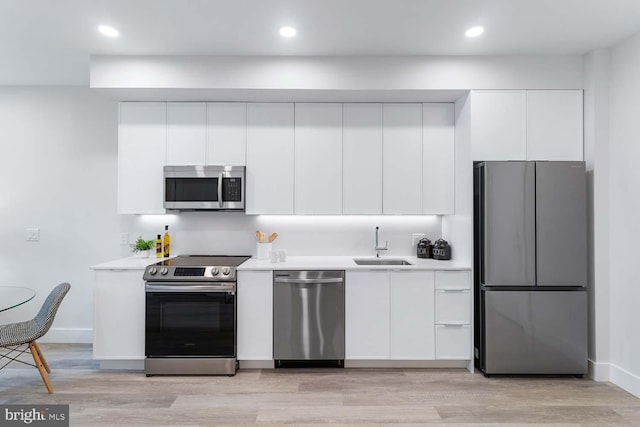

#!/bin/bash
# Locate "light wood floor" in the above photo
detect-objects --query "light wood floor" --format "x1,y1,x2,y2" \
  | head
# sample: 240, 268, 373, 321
1, 344, 639, 426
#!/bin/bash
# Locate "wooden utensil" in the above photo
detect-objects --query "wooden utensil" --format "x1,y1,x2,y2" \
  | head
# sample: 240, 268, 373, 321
259, 231, 266, 243
267, 232, 278, 243
255, 230, 263, 243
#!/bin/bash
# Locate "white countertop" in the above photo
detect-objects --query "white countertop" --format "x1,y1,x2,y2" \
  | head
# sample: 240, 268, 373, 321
91, 255, 470, 271
238, 256, 470, 271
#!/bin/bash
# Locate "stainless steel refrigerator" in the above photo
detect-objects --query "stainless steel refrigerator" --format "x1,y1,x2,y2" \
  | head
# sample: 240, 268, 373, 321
474, 161, 588, 375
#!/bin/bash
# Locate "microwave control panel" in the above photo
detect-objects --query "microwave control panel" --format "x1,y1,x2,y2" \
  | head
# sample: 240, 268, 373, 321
222, 178, 242, 202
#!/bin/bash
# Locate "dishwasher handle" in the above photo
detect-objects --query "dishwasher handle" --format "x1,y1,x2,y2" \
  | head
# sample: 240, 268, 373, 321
274, 277, 344, 284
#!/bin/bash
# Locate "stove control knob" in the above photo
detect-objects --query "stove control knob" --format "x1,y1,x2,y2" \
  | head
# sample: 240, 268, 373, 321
221, 267, 231, 276
148, 267, 157, 275
211, 267, 219, 276
160, 267, 169, 275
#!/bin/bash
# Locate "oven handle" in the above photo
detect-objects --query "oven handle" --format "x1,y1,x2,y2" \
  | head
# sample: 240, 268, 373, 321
145, 283, 235, 293
218, 172, 224, 209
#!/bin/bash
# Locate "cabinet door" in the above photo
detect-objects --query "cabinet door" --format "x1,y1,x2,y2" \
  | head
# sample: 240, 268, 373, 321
166, 102, 206, 165
246, 103, 295, 214
207, 102, 247, 165
93, 271, 145, 359
526, 90, 583, 161
294, 103, 343, 214
471, 91, 526, 161
343, 103, 383, 214
390, 271, 435, 359
436, 325, 472, 360
345, 271, 390, 359
118, 102, 166, 214
383, 104, 423, 214
423, 103, 455, 214
237, 271, 273, 360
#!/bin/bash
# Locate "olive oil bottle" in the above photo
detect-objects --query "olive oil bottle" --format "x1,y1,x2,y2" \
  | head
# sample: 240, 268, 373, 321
163, 225, 170, 258
155, 234, 162, 258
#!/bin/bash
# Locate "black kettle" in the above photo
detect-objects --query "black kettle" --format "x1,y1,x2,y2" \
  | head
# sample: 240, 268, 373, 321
432, 239, 452, 260
416, 238, 432, 259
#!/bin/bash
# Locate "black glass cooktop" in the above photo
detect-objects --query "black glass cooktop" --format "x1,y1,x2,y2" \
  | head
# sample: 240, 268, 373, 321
153, 255, 251, 267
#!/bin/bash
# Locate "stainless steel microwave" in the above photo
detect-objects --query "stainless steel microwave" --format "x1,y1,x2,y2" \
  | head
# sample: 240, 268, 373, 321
163, 165, 245, 211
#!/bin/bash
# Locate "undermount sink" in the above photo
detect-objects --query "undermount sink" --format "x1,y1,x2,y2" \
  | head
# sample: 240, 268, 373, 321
353, 258, 412, 266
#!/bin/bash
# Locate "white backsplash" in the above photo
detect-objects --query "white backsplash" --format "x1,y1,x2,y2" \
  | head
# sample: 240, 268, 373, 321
120, 213, 442, 258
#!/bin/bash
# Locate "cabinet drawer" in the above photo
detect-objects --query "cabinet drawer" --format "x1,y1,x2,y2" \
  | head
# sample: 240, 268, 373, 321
435, 271, 471, 290
436, 325, 471, 360
435, 290, 471, 324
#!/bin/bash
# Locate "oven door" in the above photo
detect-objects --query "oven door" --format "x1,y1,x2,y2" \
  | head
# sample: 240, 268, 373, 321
145, 283, 236, 358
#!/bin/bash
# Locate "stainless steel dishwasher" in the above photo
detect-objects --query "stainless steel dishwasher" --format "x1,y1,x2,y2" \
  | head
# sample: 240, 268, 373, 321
273, 271, 345, 368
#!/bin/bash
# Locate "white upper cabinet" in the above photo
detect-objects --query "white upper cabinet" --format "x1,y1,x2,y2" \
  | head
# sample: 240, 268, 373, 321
295, 103, 343, 214
343, 103, 383, 214
382, 103, 423, 214
246, 103, 295, 214
471, 91, 527, 161
166, 102, 206, 165
390, 271, 435, 359
423, 103, 455, 214
207, 102, 247, 165
526, 90, 583, 161
118, 102, 166, 214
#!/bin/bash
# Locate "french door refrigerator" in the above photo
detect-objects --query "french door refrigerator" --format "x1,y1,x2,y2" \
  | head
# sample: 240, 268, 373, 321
474, 161, 587, 375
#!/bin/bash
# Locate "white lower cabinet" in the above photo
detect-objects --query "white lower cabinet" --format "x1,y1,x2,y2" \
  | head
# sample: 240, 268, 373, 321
237, 271, 273, 360
436, 325, 472, 360
434, 270, 472, 360
345, 271, 390, 359
390, 271, 435, 359
93, 270, 145, 360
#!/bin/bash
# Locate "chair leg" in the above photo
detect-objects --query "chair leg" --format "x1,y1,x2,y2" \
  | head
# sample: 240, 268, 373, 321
33, 342, 50, 373
29, 342, 53, 394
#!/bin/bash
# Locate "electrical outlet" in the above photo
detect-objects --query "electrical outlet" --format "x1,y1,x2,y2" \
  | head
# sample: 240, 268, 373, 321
120, 232, 129, 245
411, 233, 425, 246
26, 228, 39, 242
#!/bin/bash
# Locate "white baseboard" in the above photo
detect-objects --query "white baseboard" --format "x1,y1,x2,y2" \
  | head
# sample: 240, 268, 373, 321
38, 327, 93, 343
589, 359, 611, 381
100, 360, 144, 370
610, 363, 640, 398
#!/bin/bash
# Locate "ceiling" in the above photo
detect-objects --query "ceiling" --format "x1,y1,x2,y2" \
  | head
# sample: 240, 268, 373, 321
3, 0, 640, 85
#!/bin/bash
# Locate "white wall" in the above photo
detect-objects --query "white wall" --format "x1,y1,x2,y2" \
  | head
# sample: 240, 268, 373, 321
91, 55, 584, 92
608, 30, 640, 396
0, 87, 119, 342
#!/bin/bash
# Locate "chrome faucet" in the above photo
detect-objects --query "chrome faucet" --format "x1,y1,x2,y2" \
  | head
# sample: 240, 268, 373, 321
374, 226, 388, 257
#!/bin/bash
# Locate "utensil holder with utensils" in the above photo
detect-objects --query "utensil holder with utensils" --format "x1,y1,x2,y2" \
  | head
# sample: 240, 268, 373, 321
255, 230, 278, 260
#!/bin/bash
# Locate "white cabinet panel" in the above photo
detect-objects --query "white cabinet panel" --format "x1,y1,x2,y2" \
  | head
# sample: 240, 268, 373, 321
471, 91, 526, 161
435, 271, 472, 290
246, 103, 295, 214
207, 102, 247, 165
526, 90, 583, 161
237, 271, 273, 360
383, 104, 423, 214
343, 103, 383, 214
436, 325, 472, 360
118, 102, 166, 214
93, 271, 145, 359
435, 290, 472, 324
390, 271, 435, 359
167, 102, 206, 165
294, 103, 343, 214
423, 103, 455, 214
345, 271, 390, 359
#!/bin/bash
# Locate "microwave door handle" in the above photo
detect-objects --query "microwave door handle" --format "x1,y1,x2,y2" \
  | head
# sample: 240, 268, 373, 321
218, 172, 223, 208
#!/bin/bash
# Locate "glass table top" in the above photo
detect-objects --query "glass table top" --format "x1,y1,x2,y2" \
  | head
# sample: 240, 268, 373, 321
0, 286, 36, 312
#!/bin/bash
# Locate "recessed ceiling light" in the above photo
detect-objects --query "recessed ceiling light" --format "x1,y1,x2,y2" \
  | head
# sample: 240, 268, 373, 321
279, 26, 296, 38
98, 25, 119, 38
465, 26, 484, 38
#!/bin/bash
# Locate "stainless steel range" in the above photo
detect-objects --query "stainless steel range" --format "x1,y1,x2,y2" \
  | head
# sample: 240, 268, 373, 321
143, 255, 250, 376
